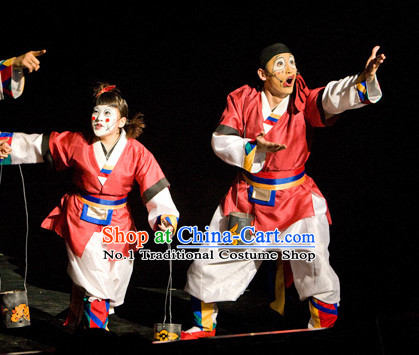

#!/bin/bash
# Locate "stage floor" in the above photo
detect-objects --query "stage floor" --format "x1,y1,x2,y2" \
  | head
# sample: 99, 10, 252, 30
1, 253, 418, 354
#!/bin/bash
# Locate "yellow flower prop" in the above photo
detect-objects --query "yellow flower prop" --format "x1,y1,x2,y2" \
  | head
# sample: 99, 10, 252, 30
10, 304, 30, 323
229, 222, 239, 245
155, 329, 179, 341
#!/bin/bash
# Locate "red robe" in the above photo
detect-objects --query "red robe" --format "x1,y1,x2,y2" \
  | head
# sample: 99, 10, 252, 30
41, 131, 169, 257
218, 77, 334, 233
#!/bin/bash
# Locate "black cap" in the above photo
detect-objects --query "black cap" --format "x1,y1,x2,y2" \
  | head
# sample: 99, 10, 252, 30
259, 43, 291, 69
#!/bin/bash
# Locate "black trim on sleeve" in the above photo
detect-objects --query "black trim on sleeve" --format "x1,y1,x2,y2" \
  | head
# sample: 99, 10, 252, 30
316, 88, 339, 127
214, 124, 240, 136
41, 134, 50, 156
41, 134, 54, 167
316, 88, 328, 126
142, 177, 170, 204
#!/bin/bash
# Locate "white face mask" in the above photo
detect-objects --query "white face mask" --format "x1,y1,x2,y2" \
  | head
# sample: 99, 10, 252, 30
263, 53, 298, 97
91, 105, 120, 137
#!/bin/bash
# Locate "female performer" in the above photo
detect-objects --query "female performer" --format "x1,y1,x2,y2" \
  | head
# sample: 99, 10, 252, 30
0, 83, 179, 330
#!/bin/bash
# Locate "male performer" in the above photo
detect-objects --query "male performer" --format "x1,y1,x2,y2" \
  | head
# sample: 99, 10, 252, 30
182, 43, 385, 339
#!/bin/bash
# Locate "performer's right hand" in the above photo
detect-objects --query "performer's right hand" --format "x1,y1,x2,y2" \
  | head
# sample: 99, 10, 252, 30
256, 131, 287, 153
0, 134, 12, 159
13, 49, 47, 73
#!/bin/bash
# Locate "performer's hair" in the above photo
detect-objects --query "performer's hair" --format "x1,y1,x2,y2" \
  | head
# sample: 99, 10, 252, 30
93, 82, 145, 139
125, 113, 146, 139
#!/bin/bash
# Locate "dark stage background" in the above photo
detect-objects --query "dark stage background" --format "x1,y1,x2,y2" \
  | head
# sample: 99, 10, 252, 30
0, 0, 417, 338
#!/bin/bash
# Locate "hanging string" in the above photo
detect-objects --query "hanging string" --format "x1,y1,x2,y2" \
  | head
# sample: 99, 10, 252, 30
243, 124, 250, 217
18, 165, 29, 292
0, 164, 2, 291
162, 240, 173, 324
235, 124, 247, 212
0, 164, 29, 292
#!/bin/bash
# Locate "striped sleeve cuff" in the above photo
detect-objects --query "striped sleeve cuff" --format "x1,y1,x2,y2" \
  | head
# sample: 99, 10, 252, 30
0, 59, 14, 99
356, 76, 382, 105
154, 215, 179, 234
356, 81, 371, 104
243, 140, 257, 172
0, 132, 13, 165
0, 132, 44, 165
0, 58, 24, 99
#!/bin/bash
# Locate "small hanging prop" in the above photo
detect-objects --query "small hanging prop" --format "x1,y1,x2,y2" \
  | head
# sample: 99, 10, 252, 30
0, 290, 31, 328
154, 241, 181, 342
0, 165, 31, 329
154, 322, 182, 342
227, 211, 255, 244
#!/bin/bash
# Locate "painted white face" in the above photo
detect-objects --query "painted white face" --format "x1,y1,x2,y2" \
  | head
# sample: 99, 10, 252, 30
271, 54, 296, 73
264, 53, 298, 97
91, 105, 120, 137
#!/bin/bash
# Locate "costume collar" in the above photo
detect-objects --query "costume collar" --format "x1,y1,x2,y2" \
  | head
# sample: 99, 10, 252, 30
93, 129, 128, 186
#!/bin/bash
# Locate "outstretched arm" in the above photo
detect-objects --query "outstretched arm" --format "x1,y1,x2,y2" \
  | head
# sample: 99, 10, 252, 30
322, 46, 386, 118
12, 50, 47, 73
0, 50, 46, 99
0, 131, 45, 165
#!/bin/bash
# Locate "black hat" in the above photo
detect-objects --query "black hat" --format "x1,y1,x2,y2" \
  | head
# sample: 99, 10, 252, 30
259, 43, 291, 69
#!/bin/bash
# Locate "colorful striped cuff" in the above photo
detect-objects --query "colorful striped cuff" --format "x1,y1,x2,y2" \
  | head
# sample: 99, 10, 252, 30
0, 59, 14, 98
356, 81, 372, 104
83, 298, 110, 330
191, 296, 217, 331
154, 215, 179, 233
0, 132, 13, 165
243, 140, 257, 172
309, 297, 338, 328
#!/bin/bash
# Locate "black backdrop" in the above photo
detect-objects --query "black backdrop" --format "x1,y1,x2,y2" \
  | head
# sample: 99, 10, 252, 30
1, 1, 417, 329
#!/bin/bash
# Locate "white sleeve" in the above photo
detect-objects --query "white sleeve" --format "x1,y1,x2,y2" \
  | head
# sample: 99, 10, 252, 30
145, 187, 179, 230
0, 60, 25, 100
11, 68, 25, 99
322, 74, 382, 115
211, 132, 266, 173
9, 133, 44, 164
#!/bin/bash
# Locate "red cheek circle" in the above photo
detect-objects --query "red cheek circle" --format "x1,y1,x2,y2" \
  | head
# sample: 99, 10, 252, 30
105, 118, 110, 122
92, 116, 96, 121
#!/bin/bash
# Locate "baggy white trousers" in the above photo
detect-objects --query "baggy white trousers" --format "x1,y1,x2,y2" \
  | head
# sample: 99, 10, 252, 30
66, 232, 134, 308
185, 193, 340, 305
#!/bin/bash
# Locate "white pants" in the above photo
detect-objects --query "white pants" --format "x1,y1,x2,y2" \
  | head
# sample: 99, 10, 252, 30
66, 232, 134, 308
185, 194, 340, 305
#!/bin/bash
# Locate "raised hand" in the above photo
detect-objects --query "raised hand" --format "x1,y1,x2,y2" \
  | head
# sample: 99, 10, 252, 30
362, 46, 386, 83
13, 50, 47, 73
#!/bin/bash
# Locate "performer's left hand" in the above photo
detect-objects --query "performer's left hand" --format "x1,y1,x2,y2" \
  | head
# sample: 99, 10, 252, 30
361, 46, 386, 83
158, 218, 174, 233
